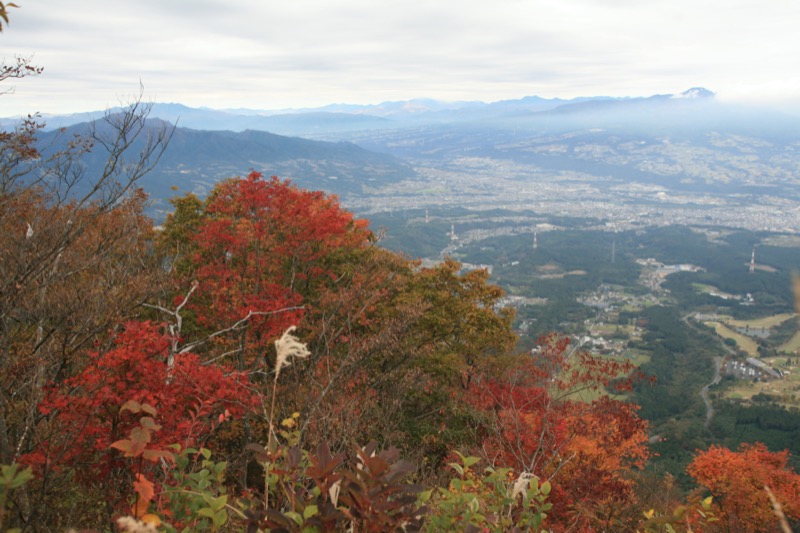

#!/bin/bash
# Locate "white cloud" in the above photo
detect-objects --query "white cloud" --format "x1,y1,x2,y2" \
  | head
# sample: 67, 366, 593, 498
0, 0, 798, 114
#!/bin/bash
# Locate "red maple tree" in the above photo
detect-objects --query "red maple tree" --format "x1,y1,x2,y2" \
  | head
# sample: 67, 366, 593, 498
688, 442, 800, 532
469, 334, 650, 530
25, 321, 256, 481
184, 172, 370, 367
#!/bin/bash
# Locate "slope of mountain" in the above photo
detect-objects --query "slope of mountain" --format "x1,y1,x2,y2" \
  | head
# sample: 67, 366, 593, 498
9, 88, 800, 231
33, 119, 416, 217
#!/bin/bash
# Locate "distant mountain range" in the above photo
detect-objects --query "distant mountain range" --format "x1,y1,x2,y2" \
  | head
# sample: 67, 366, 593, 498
6, 88, 800, 222
10, 87, 727, 137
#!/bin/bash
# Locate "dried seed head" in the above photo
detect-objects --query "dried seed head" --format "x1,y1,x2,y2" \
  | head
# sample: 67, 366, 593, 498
116, 516, 158, 533
511, 472, 536, 500
274, 325, 310, 379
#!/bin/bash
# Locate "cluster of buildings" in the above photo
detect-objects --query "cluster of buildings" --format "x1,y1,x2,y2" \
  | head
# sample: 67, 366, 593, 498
724, 357, 783, 381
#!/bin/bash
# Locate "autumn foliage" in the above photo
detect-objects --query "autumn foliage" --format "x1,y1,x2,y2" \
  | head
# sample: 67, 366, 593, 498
468, 334, 650, 530
688, 442, 800, 532
180, 172, 370, 366
2, 163, 800, 530
4, 14, 800, 530
30, 322, 254, 470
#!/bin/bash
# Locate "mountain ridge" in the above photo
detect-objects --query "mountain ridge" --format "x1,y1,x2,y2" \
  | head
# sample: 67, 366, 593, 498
31, 118, 415, 217
3, 88, 719, 134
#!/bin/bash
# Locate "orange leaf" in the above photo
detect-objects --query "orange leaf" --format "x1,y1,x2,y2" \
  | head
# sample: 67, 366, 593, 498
110, 439, 132, 454
132, 473, 155, 517
141, 513, 162, 526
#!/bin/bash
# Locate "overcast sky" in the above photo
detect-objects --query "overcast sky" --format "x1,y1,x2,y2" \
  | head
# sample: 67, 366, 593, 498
1, 0, 799, 115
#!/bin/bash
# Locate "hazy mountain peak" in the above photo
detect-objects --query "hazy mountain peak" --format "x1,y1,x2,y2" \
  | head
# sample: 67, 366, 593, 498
674, 87, 715, 99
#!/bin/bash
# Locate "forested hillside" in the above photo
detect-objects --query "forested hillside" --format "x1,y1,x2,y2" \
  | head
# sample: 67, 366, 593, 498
2, 6, 800, 531
2, 101, 799, 532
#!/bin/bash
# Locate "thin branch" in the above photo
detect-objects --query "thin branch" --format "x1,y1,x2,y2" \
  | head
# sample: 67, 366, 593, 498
178, 306, 305, 356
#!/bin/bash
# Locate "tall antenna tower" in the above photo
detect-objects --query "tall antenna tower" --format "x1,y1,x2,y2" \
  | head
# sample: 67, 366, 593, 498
533, 230, 538, 250
425, 209, 429, 223
450, 224, 457, 242
749, 247, 755, 273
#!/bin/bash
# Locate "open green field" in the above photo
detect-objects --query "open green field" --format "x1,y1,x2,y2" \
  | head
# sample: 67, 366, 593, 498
592, 323, 634, 336
692, 282, 719, 293
779, 330, 800, 354
705, 321, 759, 357
627, 350, 652, 367
726, 313, 795, 329
692, 283, 737, 299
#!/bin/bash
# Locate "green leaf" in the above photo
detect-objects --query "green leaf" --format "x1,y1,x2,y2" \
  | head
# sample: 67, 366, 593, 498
285, 511, 303, 526
1, 464, 32, 489
197, 507, 215, 518
212, 508, 227, 527
540, 480, 551, 496
418, 489, 433, 504
462, 455, 481, 468
209, 495, 227, 512
303, 504, 319, 519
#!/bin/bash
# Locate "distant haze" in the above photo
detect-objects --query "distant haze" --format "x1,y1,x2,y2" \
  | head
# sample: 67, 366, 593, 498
0, 0, 799, 115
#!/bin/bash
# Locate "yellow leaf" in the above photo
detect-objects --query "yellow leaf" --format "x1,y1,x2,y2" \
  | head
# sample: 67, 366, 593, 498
644, 509, 655, 519
141, 513, 161, 526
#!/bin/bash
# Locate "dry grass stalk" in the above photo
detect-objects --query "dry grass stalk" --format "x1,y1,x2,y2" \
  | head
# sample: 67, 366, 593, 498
764, 485, 793, 533
265, 326, 310, 510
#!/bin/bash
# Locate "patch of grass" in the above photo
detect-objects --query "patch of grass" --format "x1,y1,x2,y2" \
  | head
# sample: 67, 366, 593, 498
693, 283, 738, 299
706, 322, 759, 357
692, 282, 719, 293
762, 234, 800, 247
779, 330, 800, 354
727, 313, 795, 329
628, 351, 652, 367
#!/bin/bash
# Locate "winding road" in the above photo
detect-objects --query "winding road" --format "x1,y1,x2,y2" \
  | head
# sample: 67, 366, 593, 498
681, 314, 734, 432
700, 356, 723, 430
